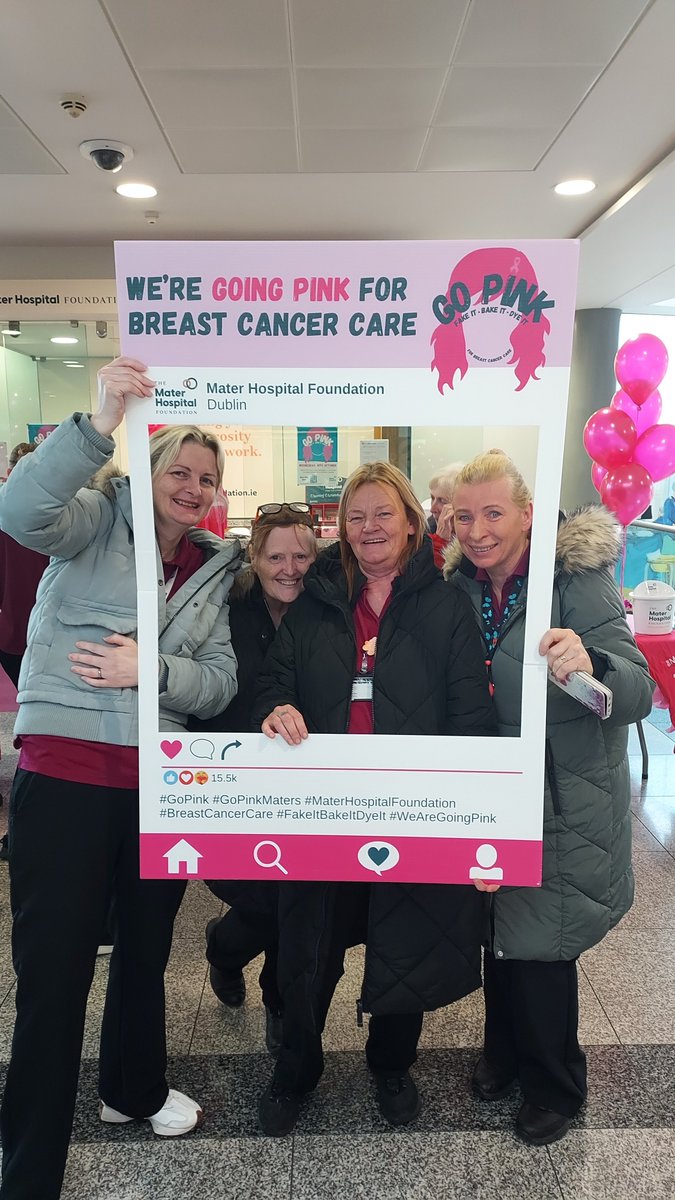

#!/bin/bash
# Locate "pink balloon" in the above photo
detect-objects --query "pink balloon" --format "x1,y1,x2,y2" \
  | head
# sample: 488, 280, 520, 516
611, 388, 662, 436
600, 463, 653, 526
633, 423, 675, 482
615, 334, 668, 406
583, 407, 637, 468
591, 462, 607, 493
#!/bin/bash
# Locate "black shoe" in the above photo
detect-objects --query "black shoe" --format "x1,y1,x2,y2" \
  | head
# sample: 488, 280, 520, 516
472, 1054, 517, 1101
205, 917, 246, 1007
516, 1101, 571, 1146
374, 1071, 421, 1127
265, 1006, 283, 1058
209, 963, 246, 1008
0, 834, 8, 863
257, 1083, 301, 1136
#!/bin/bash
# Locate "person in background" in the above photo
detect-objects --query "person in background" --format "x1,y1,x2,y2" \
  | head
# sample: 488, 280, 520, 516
253, 461, 495, 1136
656, 478, 675, 526
0, 444, 49, 687
192, 502, 317, 1055
428, 461, 463, 568
0, 357, 241, 1200
445, 450, 653, 1147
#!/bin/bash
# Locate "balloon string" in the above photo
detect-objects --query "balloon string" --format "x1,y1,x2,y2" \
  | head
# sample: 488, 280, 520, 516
619, 524, 628, 597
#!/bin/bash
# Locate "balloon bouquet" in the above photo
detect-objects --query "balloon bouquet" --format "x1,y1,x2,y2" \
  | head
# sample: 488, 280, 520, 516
584, 334, 674, 591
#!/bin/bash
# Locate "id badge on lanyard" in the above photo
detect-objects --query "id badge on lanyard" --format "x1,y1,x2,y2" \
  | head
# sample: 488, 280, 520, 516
351, 636, 376, 700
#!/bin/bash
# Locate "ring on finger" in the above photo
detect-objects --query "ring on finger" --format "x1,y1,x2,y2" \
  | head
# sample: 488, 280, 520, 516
97, 666, 104, 680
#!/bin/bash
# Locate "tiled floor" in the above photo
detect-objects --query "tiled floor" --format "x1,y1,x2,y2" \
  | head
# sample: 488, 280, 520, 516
0, 716, 673, 1199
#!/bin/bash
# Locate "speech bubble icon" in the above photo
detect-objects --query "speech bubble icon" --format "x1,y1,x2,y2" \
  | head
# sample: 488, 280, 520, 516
190, 738, 215, 761
357, 841, 400, 877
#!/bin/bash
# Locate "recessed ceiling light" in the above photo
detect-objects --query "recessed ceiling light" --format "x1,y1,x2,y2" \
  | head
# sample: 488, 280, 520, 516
51, 336, 79, 344
116, 182, 158, 199
1, 328, 21, 336
554, 179, 596, 196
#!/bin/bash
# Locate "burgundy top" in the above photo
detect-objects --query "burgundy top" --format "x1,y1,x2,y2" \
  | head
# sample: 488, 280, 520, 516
347, 588, 392, 735
475, 545, 530, 624
0, 530, 49, 655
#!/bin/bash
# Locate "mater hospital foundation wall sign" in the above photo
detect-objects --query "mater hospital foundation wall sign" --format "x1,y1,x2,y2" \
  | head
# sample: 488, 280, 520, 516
115, 239, 579, 887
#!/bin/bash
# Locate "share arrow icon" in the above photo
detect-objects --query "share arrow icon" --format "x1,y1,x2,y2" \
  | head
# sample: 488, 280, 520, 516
221, 740, 242, 759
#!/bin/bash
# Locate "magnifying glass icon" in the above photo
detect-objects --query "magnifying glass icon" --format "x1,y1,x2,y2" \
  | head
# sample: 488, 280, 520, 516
253, 840, 288, 875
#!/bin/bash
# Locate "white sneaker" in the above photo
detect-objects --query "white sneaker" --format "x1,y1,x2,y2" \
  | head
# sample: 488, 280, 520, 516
100, 1089, 203, 1137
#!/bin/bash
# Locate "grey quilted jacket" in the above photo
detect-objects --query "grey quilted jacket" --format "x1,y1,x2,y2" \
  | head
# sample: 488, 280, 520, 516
446, 507, 654, 960
0, 412, 241, 742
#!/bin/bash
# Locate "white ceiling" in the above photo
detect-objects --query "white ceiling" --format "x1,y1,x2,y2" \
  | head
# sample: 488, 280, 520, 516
1, 0, 674, 311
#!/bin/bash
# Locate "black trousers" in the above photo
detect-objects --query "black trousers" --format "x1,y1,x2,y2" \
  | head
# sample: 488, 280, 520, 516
0, 650, 22, 690
207, 906, 281, 1011
0, 770, 186, 1200
273, 883, 424, 1095
482, 950, 587, 1117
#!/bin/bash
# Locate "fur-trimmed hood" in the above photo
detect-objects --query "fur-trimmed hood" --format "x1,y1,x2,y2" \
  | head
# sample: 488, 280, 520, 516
443, 505, 622, 579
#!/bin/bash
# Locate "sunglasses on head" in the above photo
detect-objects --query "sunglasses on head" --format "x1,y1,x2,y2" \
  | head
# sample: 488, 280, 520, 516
255, 502, 314, 526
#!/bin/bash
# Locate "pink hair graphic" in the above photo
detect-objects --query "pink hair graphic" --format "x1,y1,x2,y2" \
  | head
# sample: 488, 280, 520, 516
431, 247, 551, 393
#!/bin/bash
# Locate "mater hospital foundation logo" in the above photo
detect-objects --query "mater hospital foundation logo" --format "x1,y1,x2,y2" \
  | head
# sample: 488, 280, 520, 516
430, 247, 556, 393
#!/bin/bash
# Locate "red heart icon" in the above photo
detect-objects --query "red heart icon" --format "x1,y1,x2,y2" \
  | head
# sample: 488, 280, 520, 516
179, 771, 193, 785
161, 740, 182, 760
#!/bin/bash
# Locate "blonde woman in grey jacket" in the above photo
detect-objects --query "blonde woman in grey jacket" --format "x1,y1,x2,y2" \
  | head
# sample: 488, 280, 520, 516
0, 358, 241, 1200
446, 451, 653, 1149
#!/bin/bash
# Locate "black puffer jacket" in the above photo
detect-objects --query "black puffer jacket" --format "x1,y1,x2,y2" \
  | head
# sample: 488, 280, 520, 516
254, 539, 495, 738
190, 572, 275, 733
254, 538, 497, 1015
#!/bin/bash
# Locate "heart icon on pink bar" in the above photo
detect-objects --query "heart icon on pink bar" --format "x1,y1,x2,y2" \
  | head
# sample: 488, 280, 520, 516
160, 740, 182, 760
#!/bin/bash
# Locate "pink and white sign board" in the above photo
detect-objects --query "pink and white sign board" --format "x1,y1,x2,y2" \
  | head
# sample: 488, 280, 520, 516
115, 239, 579, 887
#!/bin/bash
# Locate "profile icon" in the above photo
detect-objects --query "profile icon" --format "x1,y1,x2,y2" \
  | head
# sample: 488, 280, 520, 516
469, 843, 504, 882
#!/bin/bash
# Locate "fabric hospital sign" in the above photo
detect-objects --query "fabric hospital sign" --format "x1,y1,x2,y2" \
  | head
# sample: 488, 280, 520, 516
116, 239, 579, 886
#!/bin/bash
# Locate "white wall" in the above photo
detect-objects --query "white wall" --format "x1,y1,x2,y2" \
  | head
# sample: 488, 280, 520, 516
411, 425, 539, 503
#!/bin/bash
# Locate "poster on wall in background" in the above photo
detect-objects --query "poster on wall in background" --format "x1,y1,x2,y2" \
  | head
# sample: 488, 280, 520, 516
27, 424, 58, 444
296, 425, 339, 484
360, 438, 389, 464
114, 238, 579, 887
204, 424, 275, 519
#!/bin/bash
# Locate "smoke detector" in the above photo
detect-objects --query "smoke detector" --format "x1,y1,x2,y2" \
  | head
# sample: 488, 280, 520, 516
60, 94, 87, 118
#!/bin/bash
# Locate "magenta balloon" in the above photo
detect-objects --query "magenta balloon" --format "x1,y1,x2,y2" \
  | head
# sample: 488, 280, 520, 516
633, 423, 675, 482
583, 407, 637, 468
611, 388, 662, 436
600, 463, 653, 526
614, 334, 669, 406
591, 462, 607, 493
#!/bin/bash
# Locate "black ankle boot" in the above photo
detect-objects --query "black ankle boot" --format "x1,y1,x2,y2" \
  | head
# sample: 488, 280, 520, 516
471, 1054, 516, 1101
516, 1101, 571, 1146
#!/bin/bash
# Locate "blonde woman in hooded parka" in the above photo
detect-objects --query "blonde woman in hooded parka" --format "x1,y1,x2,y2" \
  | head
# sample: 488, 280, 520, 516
445, 451, 653, 1148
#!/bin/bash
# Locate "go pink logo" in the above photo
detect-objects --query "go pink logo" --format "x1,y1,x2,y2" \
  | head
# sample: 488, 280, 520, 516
430, 247, 555, 393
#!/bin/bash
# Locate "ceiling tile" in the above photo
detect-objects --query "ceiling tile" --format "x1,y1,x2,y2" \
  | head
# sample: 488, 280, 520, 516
296, 67, 446, 128
106, 0, 290, 68
142, 69, 295, 129
171, 128, 299, 173
437, 65, 600, 129
456, 0, 649, 65
0, 97, 64, 174
420, 127, 552, 171
291, 0, 467, 66
300, 128, 426, 172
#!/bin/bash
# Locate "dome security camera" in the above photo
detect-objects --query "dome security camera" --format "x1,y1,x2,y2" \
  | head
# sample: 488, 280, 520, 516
79, 139, 134, 173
